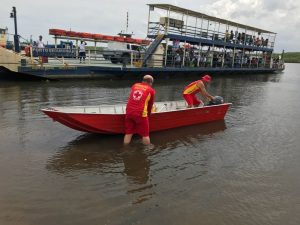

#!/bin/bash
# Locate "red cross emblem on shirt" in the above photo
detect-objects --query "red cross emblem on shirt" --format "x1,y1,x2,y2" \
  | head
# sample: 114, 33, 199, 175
133, 90, 143, 100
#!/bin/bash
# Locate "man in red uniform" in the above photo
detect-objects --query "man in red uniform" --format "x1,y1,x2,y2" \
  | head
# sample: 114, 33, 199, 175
124, 75, 155, 145
182, 74, 215, 107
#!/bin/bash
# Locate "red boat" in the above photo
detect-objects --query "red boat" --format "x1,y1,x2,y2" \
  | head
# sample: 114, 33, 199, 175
41, 100, 231, 134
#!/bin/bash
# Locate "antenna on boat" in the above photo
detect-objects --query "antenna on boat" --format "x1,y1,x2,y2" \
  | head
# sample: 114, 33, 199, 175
126, 11, 129, 34
118, 11, 134, 38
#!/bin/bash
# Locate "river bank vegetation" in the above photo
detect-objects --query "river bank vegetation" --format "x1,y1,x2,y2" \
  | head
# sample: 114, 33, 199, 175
275, 52, 300, 63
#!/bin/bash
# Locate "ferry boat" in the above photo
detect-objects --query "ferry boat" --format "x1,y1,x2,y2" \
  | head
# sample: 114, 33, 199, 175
0, 4, 285, 80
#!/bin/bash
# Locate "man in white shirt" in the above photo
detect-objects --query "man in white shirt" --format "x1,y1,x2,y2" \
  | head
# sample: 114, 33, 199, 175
79, 41, 87, 63
36, 35, 45, 65
37, 35, 44, 48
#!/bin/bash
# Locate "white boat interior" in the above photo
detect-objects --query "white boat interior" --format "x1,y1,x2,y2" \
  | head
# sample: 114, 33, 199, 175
44, 100, 203, 114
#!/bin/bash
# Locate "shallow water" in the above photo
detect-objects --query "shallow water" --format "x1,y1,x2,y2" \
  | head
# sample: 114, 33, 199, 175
1, 64, 300, 225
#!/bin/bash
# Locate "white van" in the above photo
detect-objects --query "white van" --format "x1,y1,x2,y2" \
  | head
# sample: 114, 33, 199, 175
102, 41, 145, 64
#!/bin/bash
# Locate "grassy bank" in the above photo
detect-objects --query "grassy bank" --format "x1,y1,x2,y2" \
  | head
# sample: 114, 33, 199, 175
274, 52, 300, 63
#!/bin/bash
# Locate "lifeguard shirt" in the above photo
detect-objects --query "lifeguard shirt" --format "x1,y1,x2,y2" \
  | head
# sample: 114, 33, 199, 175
183, 80, 202, 95
126, 82, 155, 117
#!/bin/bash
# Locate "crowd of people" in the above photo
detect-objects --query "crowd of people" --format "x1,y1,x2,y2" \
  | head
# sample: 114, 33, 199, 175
224, 30, 269, 47
166, 29, 271, 68
168, 46, 272, 69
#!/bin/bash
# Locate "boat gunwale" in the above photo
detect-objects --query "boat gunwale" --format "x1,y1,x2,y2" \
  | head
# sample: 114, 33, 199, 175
41, 102, 232, 115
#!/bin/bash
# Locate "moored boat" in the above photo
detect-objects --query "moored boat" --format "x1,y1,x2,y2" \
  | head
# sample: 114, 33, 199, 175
1, 4, 285, 81
41, 100, 231, 134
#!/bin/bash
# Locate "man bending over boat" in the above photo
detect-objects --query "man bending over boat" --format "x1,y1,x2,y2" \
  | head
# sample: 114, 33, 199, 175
124, 75, 156, 145
183, 74, 215, 107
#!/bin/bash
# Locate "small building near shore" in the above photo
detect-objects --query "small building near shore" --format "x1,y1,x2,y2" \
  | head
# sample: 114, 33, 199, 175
0, 28, 8, 48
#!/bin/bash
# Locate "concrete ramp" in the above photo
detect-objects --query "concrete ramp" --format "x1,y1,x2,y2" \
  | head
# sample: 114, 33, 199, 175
0, 46, 28, 72
0, 47, 57, 81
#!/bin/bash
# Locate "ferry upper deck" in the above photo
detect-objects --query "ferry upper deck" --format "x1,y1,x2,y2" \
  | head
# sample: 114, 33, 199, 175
146, 4, 276, 51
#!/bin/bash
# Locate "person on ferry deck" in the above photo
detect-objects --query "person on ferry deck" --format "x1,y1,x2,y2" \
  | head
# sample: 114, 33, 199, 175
124, 75, 156, 145
79, 40, 87, 63
37, 35, 45, 48
182, 74, 215, 108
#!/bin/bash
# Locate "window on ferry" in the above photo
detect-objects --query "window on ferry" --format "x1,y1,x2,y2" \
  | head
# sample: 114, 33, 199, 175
131, 45, 139, 51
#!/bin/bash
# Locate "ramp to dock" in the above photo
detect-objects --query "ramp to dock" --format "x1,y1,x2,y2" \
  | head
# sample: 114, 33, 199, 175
0, 46, 27, 72
142, 34, 164, 66
0, 47, 57, 81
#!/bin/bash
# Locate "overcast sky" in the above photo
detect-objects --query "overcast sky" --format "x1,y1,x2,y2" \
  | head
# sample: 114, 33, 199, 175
0, 0, 299, 52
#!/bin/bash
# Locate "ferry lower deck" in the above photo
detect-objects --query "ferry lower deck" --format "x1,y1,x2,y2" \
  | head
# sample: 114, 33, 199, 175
14, 64, 281, 80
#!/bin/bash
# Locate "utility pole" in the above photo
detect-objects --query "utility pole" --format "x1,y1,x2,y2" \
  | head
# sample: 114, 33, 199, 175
10, 6, 20, 53
126, 11, 129, 34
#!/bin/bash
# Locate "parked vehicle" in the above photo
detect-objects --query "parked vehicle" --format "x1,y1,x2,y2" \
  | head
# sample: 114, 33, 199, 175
102, 41, 145, 64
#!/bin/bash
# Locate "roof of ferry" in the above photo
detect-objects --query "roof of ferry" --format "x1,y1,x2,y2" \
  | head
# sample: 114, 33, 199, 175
147, 4, 276, 34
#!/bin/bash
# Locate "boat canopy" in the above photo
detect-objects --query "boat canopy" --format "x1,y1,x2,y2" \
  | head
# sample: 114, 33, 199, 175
148, 4, 276, 34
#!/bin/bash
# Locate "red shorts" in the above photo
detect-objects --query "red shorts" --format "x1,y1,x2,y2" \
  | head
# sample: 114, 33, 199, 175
183, 94, 203, 106
125, 114, 149, 137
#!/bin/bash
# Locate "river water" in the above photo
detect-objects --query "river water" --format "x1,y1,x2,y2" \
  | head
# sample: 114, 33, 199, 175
0, 64, 300, 225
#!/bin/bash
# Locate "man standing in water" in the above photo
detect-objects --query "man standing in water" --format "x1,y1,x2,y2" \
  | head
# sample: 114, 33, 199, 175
124, 75, 155, 145
182, 74, 215, 107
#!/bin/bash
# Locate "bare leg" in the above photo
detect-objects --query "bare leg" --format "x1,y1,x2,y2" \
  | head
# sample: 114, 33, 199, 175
142, 136, 151, 145
124, 134, 133, 145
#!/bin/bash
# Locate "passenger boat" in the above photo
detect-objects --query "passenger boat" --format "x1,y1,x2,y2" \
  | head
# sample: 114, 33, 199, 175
1, 4, 285, 81
41, 100, 231, 134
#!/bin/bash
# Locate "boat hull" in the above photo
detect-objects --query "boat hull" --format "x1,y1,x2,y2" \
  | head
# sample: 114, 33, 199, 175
42, 103, 231, 134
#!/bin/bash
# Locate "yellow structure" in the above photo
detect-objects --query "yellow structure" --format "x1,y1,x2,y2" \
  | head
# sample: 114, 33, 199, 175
147, 44, 164, 68
0, 46, 26, 72
0, 28, 7, 48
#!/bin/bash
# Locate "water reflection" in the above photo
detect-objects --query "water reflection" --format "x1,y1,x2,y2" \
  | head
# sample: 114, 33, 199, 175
0, 73, 282, 105
47, 120, 226, 176
212, 73, 282, 109
46, 134, 125, 173
151, 120, 226, 149
46, 120, 226, 205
